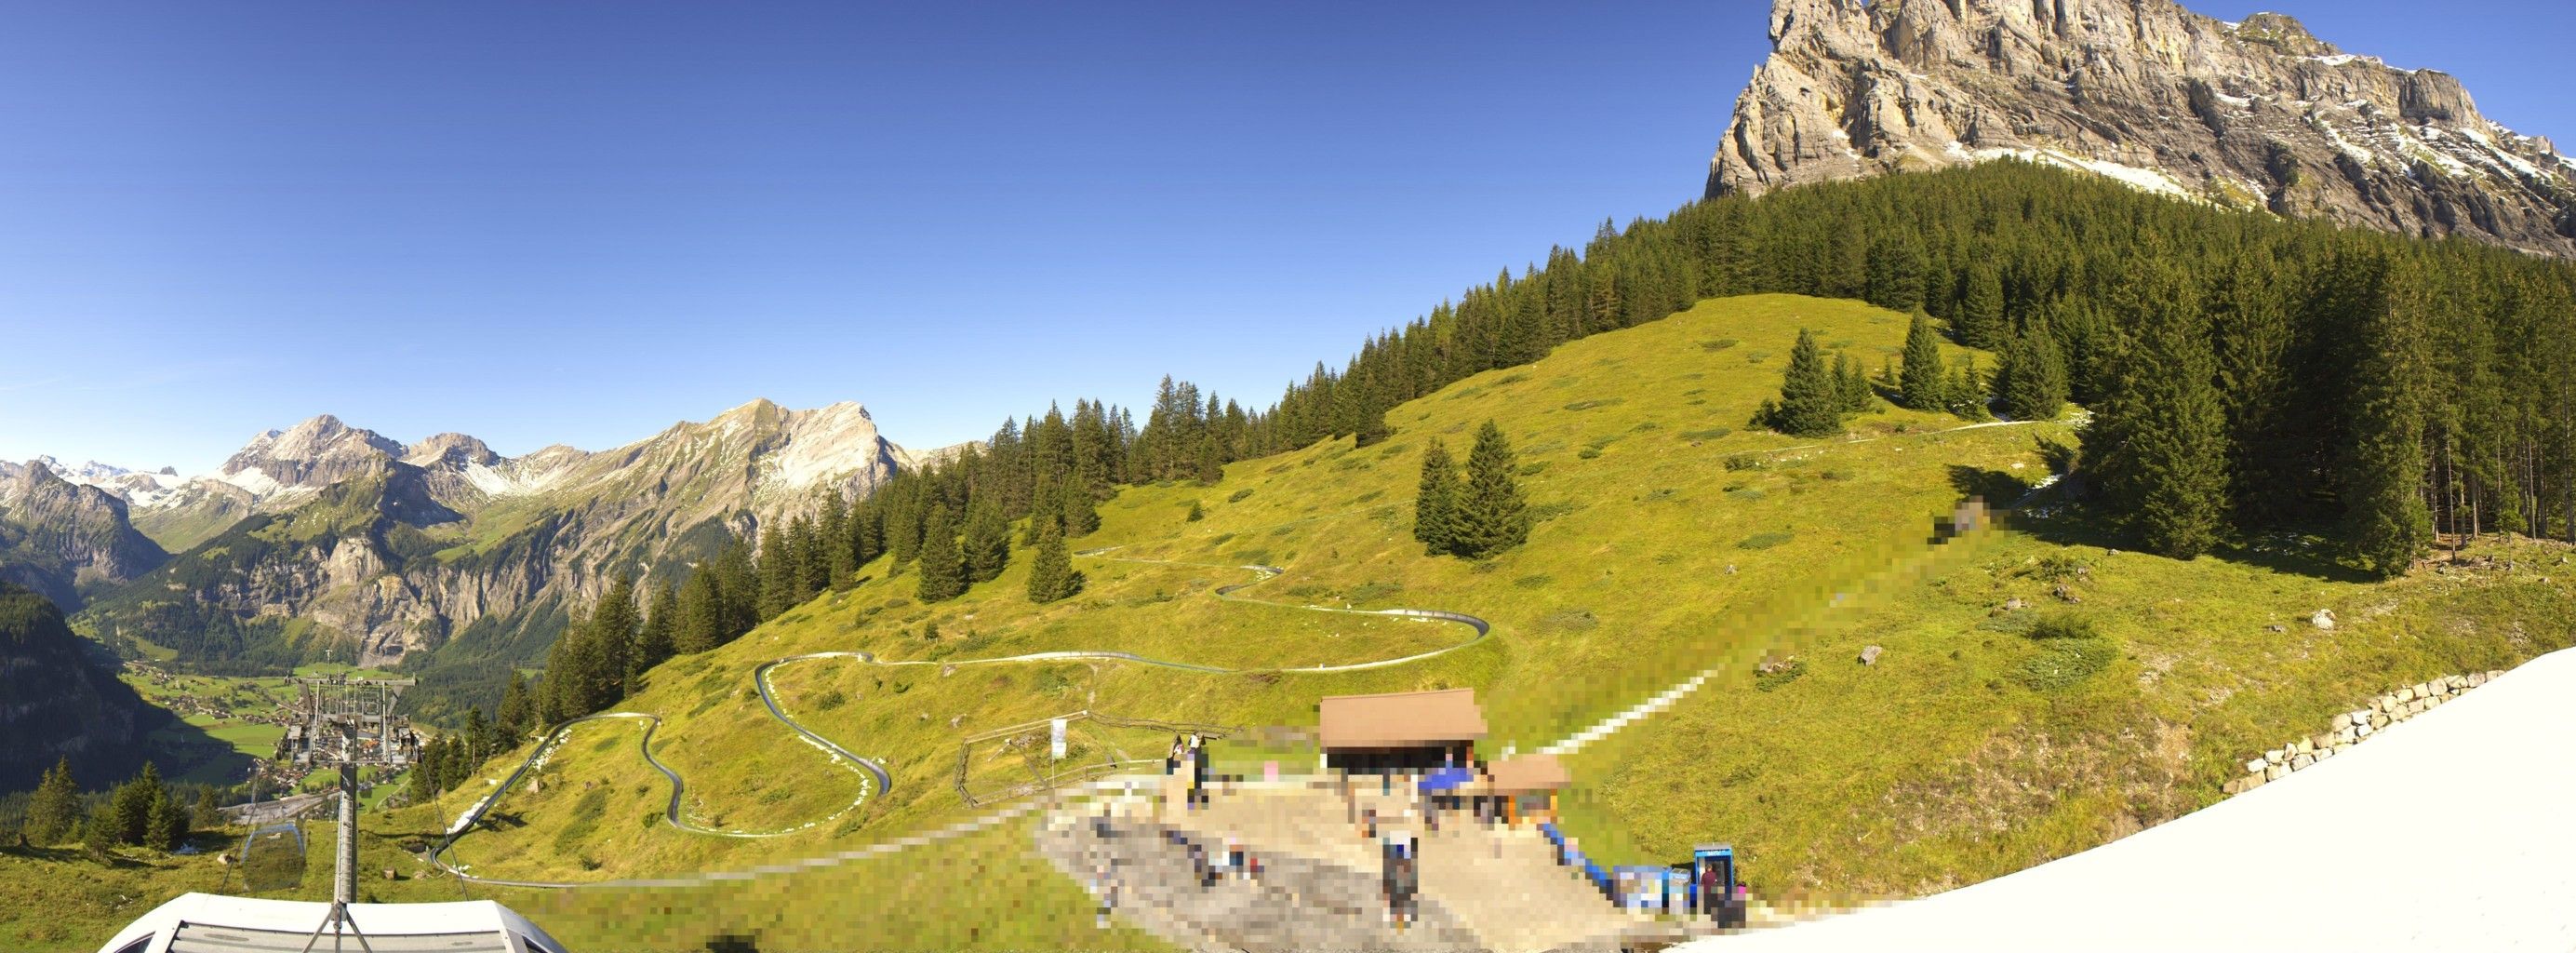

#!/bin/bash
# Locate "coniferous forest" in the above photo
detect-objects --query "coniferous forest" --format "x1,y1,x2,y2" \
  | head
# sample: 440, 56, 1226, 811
500, 159, 2576, 738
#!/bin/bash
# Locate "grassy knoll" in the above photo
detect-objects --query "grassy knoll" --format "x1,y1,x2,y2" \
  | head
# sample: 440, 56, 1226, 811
420, 292, 2060, 887
36, 292, 2571, 949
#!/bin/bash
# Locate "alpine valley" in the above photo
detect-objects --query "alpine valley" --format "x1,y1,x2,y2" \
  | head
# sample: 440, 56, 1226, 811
4, 399, 928, 717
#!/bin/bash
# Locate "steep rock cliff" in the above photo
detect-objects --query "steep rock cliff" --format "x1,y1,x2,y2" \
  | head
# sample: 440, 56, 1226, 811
0, 461, 169, 609
1709, 0, 2576, 257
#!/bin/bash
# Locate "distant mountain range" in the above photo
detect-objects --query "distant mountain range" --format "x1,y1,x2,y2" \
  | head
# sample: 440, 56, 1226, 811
0, 399, 935, 699
1712, 0, 2576, 257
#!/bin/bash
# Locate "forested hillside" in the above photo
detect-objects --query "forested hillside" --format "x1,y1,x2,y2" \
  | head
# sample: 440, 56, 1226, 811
868, 161, 2573, 583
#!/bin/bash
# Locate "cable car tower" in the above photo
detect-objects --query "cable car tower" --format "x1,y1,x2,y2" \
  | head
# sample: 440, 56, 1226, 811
274, 674, 422, 951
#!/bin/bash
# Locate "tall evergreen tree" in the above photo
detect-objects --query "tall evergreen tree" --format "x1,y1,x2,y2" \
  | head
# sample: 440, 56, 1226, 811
634, 582, 678, 678
25, 757, 80, 845
1865, 234, 1928, 313
819, 492, 856, 585
591, 573, 638, 702
1766, 329, 1843, 436
914, 505, 966, 602
1946, 355, 1992, 420
789, 516, 827, 601
1899, 311, 1949, 411
79, 801, 118, 858
852, 505, 885, 569
1024, 519, 1083, 603
461, 707, 491, 767
962, 499, 1011, 584
2340, 258, 2437, 576
496, 671, 532, 745
535, 632, 570, 725
675, 570, 725, 654
756, 524, 796, 620
1958, 262, 2009, 349
109, 763, 162, 847
1833, 351, 1874, 413
192, 787, 220, 832
1451, 421, 1531, 558
1058, 479, 1100, 537
2097, 260, 2230, 559
1995, 321, 2069, 422
711, 540, 760, 638
146, 785, 185, 851
1413, 439, 1461, 556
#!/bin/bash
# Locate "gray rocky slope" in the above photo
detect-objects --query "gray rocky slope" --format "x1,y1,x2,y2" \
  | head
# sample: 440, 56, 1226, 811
0, 461, 169, 609
1709, 0, 2576, 257
71, 399, 918, 669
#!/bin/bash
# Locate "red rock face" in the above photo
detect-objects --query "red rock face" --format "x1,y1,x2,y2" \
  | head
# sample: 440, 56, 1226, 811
1709, 0, 2576, 258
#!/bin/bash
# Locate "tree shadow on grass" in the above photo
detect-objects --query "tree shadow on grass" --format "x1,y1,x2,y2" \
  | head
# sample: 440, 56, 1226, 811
1953, 464, 2378, 584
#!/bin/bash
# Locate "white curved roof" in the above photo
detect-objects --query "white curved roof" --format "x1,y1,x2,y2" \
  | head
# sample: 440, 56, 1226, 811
95, 893, 567, 953
1689, 647, 2576, 951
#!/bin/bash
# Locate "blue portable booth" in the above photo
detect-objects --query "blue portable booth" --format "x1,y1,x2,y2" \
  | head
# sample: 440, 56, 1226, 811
1688, 843, 1747, 927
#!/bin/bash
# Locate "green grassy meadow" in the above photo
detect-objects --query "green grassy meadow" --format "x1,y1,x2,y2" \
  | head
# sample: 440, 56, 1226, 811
15, 292, 2573, 950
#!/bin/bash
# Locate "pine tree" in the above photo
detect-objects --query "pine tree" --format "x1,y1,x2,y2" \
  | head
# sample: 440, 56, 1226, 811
461, 707, 490, 767
496, 671, 531, 745
711, 540, 760, 639
26, 757, 80, 845
148, 787, 185, 851
110, 763, 162, 846
82, 802, 119, 858
790, 515, 827, 601
1865, 234, 1928, 313
852, 506, 885, 569
535, 637, 569, 726
1900, 311, 1948, 411
755, 525, 795, 621
1352, 395, 1391, 449
819, 492, 855, 585
914, 505, 966, 602
962, 499, 1010, 584
1833, 352, 1874, 413
1185, 500, 1205, 522
634, 582, 678, 678
2341, 259, 2436, 576
2098, 260, 2230, 559
192, 787, 220, 832
591, 573, 638, 703
1413, 439, 1461, 556
1024, 519, 1083, 603
1194, 431, 1225, 484
408, 752, 436, 806
1451, 421, 1531, 558
1768, 329, 1843, 436
1958, 262, 2008, 349
1995, 322, 2069, 422
675, 570, 724, 654
1058, 479, 1099, 537
1946, 355, 1992, 420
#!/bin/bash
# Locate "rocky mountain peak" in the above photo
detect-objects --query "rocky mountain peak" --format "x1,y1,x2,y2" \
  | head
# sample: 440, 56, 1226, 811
0, 462, 167, 607
1711, 0, 2576, 257
405, 432, 501, 469
2233, 12, 2335, 59
218, 413, 403, 498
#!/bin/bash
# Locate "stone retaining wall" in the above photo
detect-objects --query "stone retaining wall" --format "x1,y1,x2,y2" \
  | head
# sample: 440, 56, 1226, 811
2222, 670, 2505, 796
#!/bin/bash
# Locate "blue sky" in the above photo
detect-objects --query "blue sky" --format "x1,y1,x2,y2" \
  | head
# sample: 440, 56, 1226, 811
1, 1, 2568, 475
